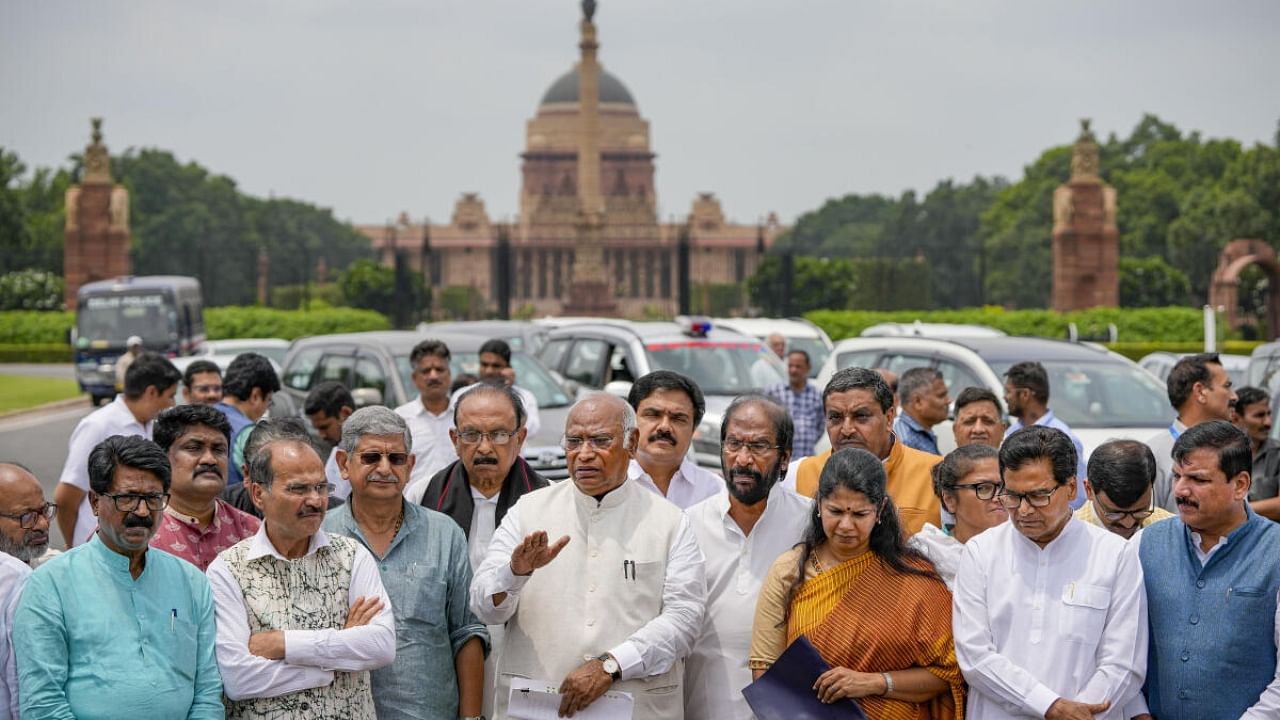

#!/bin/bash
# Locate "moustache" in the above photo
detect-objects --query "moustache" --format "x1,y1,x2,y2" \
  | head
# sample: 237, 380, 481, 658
297, 505, 324, 518
472, 456, 499, 466
730, 466, 763, 483
25, 530, 48, 545
123, 514, 153, 529
367, 472, 399, 484
648, 431, 678, 446
195, 464, 223, 480
1176, 497, 1199, 509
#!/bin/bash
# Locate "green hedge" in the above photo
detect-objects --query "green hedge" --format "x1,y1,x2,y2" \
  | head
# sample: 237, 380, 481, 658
0, 311, 74, 344
0, 343, 73, 363
205, 307, 390, 340
806, 306, 1207, 343
1103, 340, 1262, 362
0, 307, 391, 346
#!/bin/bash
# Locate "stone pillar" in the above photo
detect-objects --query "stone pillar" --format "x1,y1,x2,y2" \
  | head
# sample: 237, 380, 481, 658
1051, 119, 1119, 311
63, 118, 131, 309
563, 0, 616, 315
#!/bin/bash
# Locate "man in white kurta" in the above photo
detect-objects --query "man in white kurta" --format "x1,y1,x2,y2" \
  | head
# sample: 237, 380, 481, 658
625, 370, 722, 509
953, 426, 1147, 720
470, 393, 706, 719
684, 395, 810, 719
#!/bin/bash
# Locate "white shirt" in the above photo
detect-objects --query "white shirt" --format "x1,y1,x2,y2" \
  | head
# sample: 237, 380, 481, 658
205, 526, 396, 701
0, 554, 31, 720
953, 518, 1147, 719
628, 458, 722, 509
57, 395, 150, 547
683, 484, 811, 719
450, 382, 541, 440
325, 447, 350, 500
908, 523, 966, 591
468, 484, 500, 572
469, 491, 705, 680
395, 397, 458, 491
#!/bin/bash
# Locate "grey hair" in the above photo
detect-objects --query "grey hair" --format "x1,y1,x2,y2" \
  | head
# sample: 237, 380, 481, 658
570, 391, 638, 450
339, 405, 412, 454
246, 438, 316, 489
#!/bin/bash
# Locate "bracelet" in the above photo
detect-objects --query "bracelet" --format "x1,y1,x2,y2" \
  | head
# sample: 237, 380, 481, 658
881, 672, 894, 696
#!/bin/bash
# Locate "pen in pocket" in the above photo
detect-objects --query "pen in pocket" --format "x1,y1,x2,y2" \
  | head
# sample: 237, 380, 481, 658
171, 608, 176, 632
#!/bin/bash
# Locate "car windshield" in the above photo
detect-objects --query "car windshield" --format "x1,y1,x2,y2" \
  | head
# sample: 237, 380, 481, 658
645, 341, 785, 395
211, 343, 287, 364
987, 359, 1172, 428
394, 351, 571, 409
785, 337, 830, 378
76, 292, 175, 346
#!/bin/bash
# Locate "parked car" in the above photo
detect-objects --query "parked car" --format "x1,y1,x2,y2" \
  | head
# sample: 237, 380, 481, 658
272, 331, 572, 479
859, 322, 1006, 338
1140, 351, 1249, 388
195, 338, 290, 366
414, 320, 549, 356
816, 336, 1172, 458
537, 317, 786, 468
709, 317, 834, 378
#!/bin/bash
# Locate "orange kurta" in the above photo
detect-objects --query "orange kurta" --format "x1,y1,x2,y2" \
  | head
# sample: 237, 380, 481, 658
795, 440, 942, 535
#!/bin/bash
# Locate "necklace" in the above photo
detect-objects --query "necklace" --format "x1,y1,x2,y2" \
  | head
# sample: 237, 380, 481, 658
354, 499, 404, 537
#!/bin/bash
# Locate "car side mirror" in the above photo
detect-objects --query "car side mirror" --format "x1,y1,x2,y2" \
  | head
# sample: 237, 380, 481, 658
351, 387, 384, 408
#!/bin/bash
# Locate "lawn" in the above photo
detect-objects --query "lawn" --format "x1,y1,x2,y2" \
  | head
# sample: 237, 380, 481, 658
0, 374, 84, 414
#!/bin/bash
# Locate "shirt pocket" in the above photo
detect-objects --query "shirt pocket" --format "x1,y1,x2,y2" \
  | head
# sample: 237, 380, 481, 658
1058, 583, 1111, 644
390, 563, 447, 627
170, 618, 199, 681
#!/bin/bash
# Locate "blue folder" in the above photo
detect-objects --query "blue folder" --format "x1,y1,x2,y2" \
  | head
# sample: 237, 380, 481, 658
742, 635, 869, 720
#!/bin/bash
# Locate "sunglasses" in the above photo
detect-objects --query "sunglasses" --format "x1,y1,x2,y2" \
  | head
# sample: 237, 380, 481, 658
356, 451, 410, 467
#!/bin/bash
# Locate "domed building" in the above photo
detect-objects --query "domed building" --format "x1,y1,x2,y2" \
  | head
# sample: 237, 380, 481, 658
358, 6, 783, 318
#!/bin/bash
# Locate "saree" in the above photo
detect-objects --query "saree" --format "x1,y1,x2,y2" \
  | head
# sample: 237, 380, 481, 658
787, 551, 964, 720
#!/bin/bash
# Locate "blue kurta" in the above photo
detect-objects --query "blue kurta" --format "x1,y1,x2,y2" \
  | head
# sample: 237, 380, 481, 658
13, 535, 223, 720
324, 500, 488, 720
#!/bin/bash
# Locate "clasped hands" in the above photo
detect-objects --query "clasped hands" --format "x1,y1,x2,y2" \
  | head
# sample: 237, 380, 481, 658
247, 595, 385, 659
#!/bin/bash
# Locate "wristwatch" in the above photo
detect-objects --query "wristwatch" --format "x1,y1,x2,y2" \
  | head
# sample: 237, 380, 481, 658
597, 653, 622, 681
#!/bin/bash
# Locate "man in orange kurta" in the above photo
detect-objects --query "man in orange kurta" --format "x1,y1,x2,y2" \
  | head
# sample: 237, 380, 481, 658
792, 367, 941, 535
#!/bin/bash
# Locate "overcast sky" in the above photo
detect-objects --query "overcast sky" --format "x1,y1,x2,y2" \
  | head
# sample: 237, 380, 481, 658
3, 1, 1278, 228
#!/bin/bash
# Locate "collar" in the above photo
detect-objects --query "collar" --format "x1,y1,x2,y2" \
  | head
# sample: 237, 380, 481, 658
1010, 511, 1081, 553
164, 498, 224, 529
246, 522, 331, 561
87, 533, 151, 580
882, 433, 903, 468
470, 483, 500, 505
627, 457, 699, 484
329, 499, 419, 556
897, 412, 933, 435
572, 475, 633, 510
410, 396, 451, 419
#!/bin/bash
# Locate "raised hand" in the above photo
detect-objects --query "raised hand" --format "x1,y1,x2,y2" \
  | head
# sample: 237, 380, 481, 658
510, 530, 570, 576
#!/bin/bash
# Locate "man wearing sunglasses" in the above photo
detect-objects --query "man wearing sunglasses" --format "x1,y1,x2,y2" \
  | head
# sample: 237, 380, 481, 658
1074, 440, 1174, 540
0, 463, 58, 568
14, 435, 224, 718
954, 425, 1148, 720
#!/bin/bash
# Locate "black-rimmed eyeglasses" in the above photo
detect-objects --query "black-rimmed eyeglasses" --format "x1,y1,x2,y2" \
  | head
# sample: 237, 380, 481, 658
0, 503, 57, 529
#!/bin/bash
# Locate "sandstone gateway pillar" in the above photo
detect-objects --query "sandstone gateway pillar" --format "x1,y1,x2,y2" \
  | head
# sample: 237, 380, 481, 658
1051, 119, 1119, 312
63, 118, 131, 310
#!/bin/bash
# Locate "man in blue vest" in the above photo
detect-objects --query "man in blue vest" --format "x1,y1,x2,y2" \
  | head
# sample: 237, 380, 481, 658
1133, 420, 1280, 719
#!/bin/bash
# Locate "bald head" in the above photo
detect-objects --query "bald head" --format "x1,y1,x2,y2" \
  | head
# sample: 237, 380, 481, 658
766, 333, 787, 359
0, 462, 52, 563
564, 393, 638, 496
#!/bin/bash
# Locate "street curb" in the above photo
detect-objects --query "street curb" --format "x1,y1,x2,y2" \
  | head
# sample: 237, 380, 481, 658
0, 395, 89, 421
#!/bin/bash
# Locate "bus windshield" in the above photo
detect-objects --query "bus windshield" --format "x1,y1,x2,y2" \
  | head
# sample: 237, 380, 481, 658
76, 292, 176, 347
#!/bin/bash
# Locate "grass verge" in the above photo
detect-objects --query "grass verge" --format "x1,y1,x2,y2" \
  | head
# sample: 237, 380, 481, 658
0, 374, 84, 414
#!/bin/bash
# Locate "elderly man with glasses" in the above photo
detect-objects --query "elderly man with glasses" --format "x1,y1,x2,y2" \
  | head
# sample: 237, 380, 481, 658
14, 435, 224, 719
471, 392, 706, 719
206, 431, 395, 719
0, 463, 58, 569
1075, 440, 1174, 540
323, 406, 488, 720
953, 426, 1148, 720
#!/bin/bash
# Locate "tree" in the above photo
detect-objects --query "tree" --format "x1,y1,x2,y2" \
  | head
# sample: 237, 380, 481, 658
1118, 256, 1191, 307
747, 255, 857, 315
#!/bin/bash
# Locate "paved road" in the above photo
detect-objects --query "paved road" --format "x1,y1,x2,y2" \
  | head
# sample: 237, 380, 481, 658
0, 363, 76, 380
0, 401, 93, 549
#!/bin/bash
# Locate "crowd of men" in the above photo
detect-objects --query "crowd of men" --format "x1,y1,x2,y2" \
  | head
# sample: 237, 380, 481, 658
1, 339, 1278, 719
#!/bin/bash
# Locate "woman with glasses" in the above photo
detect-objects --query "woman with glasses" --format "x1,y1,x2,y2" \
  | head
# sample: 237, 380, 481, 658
910, 445, 1009, 589
750, 448, 964, 719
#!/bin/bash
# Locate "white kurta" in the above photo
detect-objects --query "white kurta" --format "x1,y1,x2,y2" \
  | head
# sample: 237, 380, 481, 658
470, 478, 705, 719
627, 458, 723, 509
683, 484, 811, 719
395, 398, 459, 494
953, 518, 1147, 719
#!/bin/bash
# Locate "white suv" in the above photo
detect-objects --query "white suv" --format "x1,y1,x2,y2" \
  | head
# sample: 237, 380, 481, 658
815, 335, 1172, 458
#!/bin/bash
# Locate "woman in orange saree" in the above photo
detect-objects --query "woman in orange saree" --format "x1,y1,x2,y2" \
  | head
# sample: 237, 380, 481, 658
750, 448, 965, 719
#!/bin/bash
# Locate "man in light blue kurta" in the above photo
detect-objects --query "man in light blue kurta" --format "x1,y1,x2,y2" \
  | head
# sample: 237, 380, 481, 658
13, 434, 223, 720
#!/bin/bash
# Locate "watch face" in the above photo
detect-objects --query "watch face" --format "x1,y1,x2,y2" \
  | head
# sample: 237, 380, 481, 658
602, 657, 619, 674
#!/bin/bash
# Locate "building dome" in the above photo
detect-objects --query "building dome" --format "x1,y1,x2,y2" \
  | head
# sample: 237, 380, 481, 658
539, 66, 636, 107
